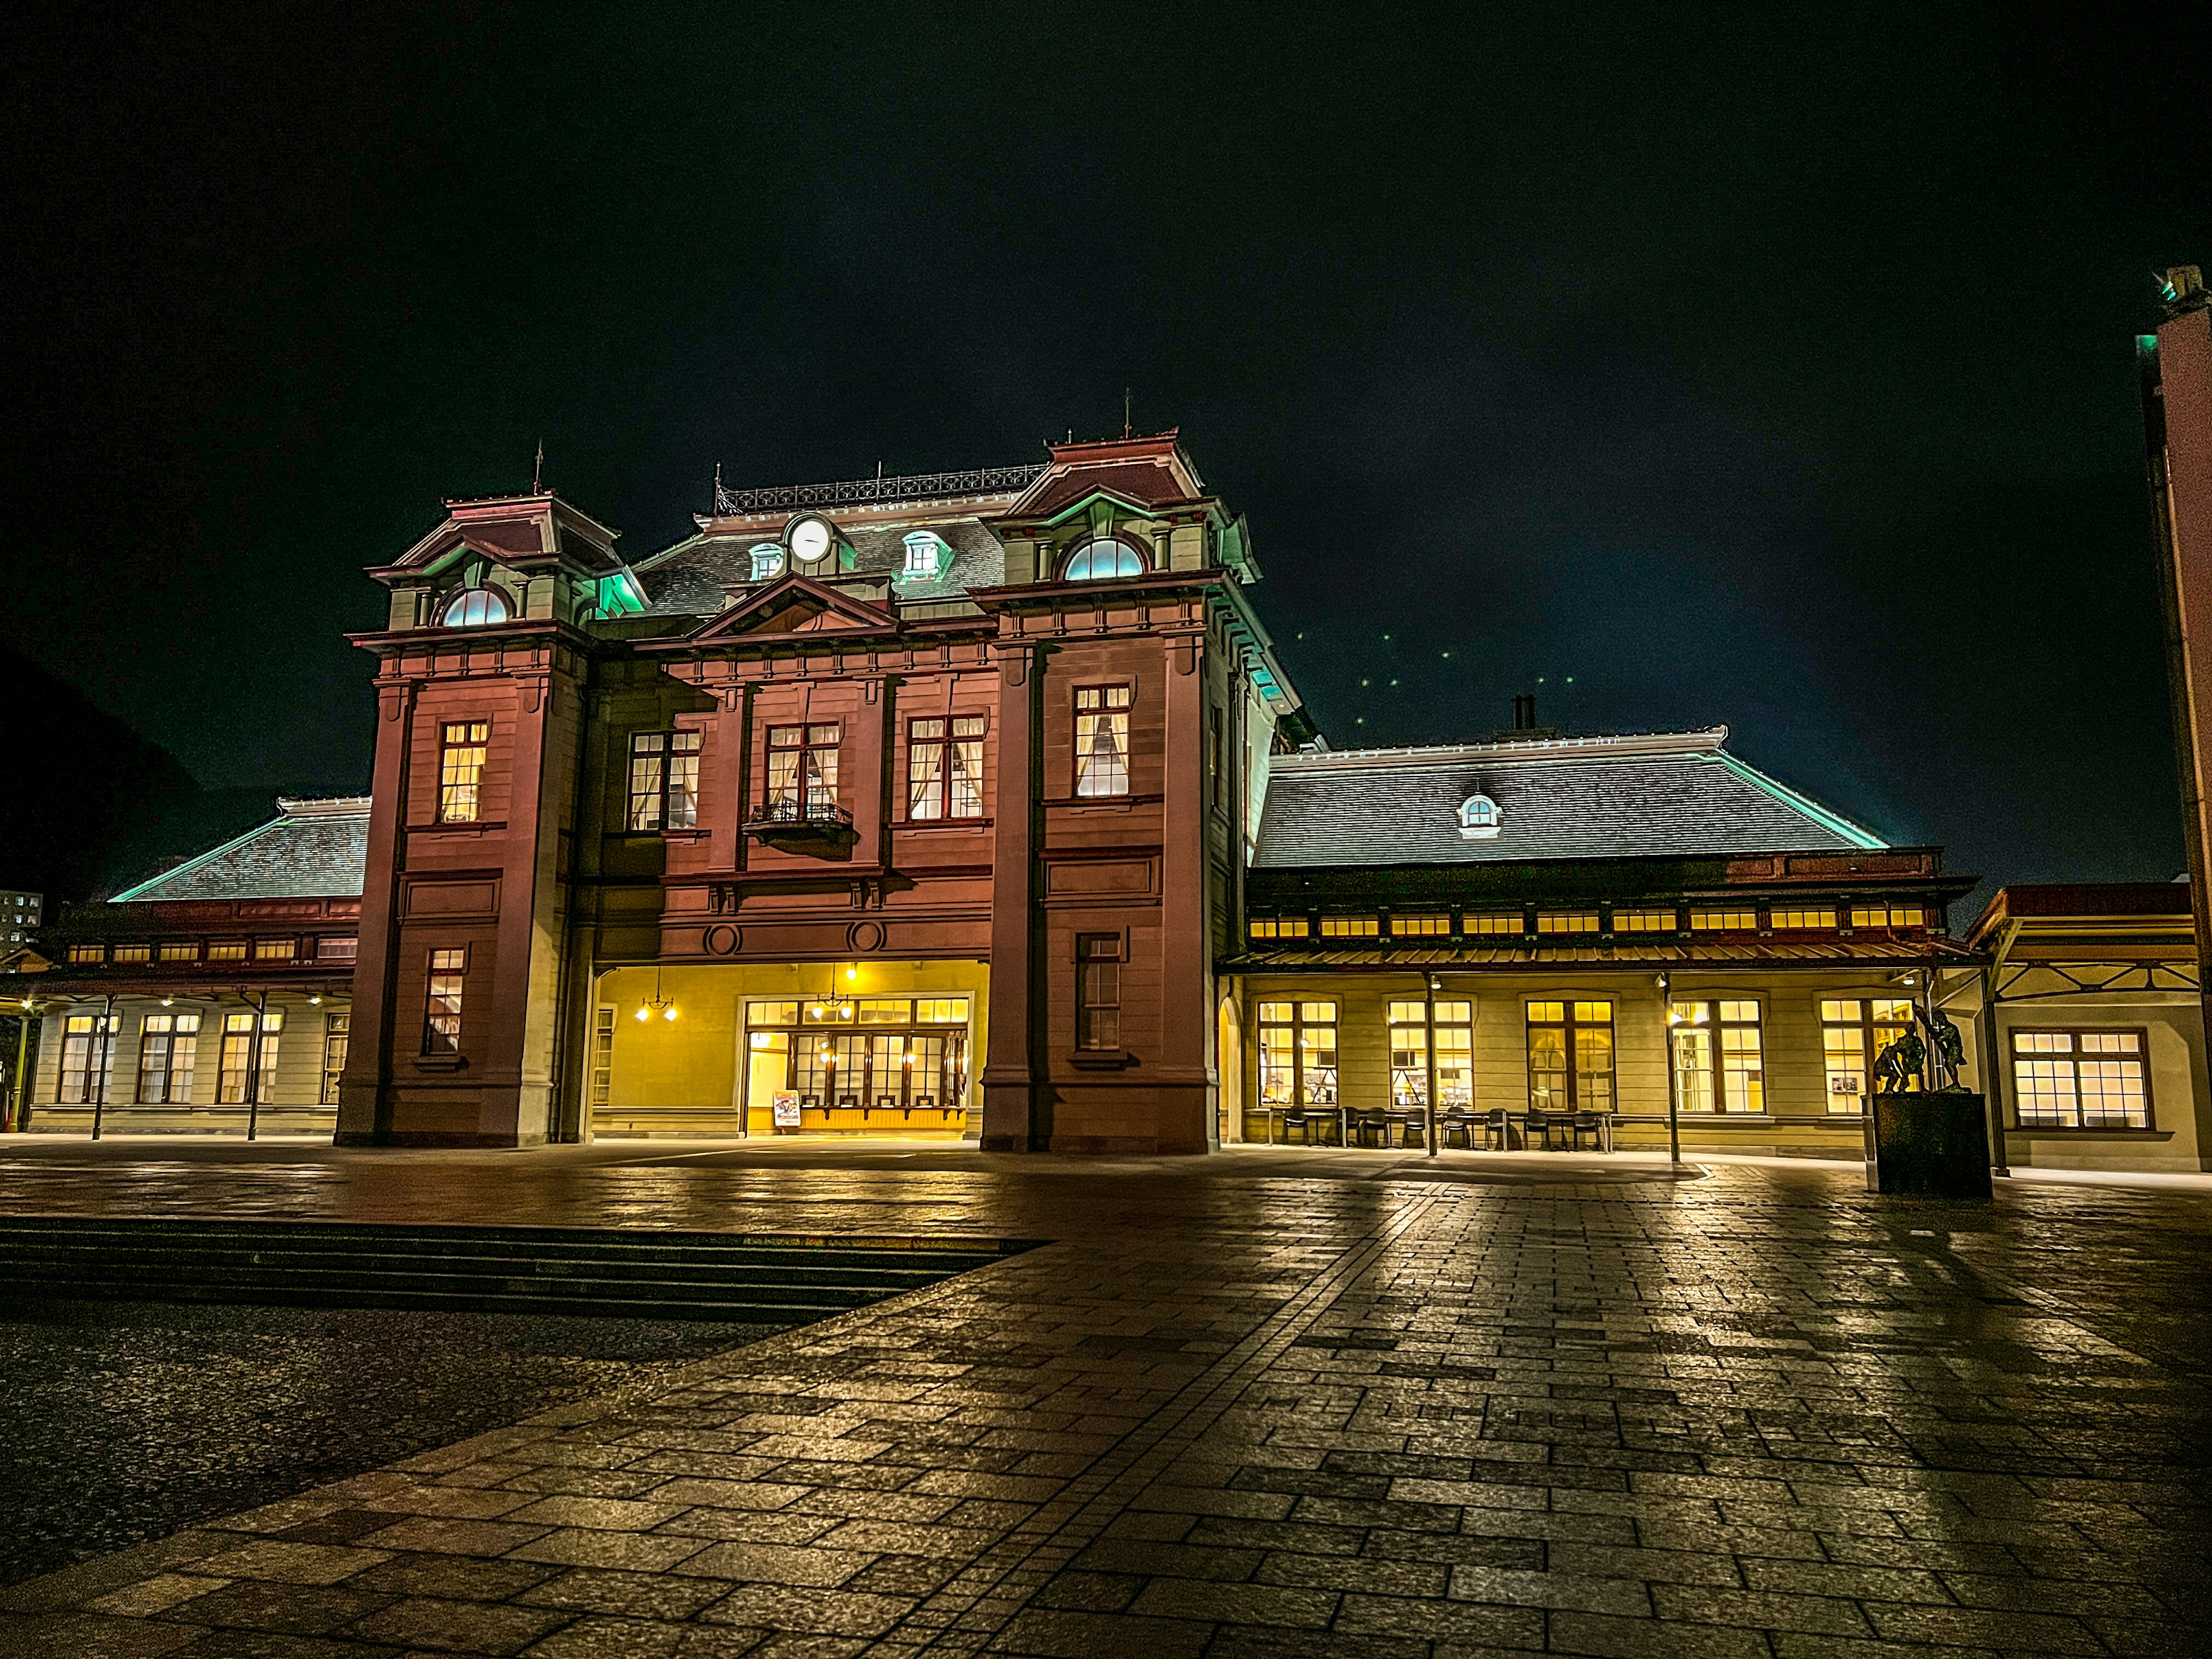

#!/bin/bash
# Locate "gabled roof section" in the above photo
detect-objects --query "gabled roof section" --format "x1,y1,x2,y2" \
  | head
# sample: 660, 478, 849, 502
113, 797, 370, 903
1253, 729, 1887, 870
371, 492, 624, 582
632, 517, 1007, 616
673, 573, 900, 643
1004, 430, 1211, 522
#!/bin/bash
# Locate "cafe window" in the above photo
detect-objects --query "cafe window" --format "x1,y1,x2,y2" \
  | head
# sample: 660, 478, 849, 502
59, 1014, 119, 1104
766, 723, 840, 818
1387, 999, 1473, 1109
1076, 934, 1123, 1050
1465, 912, 1522, 936
67, 945, 103, 965
1525, 1000, 1613, 1112
1320, 915, 1380, 938
628, 730, 703, 830
1613, 909, 1676, 932
113, 945, 151, 964
1689, 909, 1758, 931
1820, 998, 1916, 1111
758, 995, 970, 1115
256, 939, 296, 961
1536, 911, 1600, 934
138, 1012, 201, 1105
218, 1012, 282, 1104
1392, 915, 1451, 937
1074, 684, 1133, 797
908, 715, 986, 820
1850, 905, 1929, 929
160, 942, 200, 963
2012, 1029, 2152, 1129
207, 942, 248, 962
1249, 917, 1309, 941
1669, 999, 1765, 1113
439, 721, 490, 823
1771, 908, 1839, 930
1258, 1001, 1338, 1107
322, 1013, 350, 1105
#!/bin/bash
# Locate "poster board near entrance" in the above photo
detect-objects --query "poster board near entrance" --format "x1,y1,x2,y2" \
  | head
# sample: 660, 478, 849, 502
771, 1090, 801, 1130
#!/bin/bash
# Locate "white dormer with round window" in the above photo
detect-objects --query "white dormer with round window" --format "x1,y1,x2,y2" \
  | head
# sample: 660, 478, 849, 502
1458, 793, 1501, 839
899, 531, 950, 582
749, 543, 785, 581
442, 587, 511, 627
1064, 535, 1147, 581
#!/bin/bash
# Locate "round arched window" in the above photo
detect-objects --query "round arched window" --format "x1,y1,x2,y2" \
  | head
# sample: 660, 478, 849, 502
1063, 536, 1147, 581
1457, 793, 1502, 840
441, 588, 512, 627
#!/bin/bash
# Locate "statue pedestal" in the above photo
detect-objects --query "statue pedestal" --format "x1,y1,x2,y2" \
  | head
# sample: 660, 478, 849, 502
1863, 1093, 1993, 1199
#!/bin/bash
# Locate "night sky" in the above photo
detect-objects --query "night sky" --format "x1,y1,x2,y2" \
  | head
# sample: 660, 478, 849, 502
8, 3, 2206, 904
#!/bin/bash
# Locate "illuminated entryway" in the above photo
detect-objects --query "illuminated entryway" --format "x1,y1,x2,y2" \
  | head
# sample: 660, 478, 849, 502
590, 960, 988, 1139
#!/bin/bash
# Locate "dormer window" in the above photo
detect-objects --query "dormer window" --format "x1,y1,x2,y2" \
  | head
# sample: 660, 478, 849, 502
441, 588, 510, 627
749, 544, 785, 581
902, 532, 949, 580
1063, 536, 1146, 581
1457, 794, 1501, 839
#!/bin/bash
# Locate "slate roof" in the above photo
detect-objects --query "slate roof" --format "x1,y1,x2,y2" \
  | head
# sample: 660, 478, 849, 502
113, 798, 370, 902
1252, 730, 1884, 870
632, 517, 1007, 616
1014, 457, 1203, 520
1225, 938, 1980, 971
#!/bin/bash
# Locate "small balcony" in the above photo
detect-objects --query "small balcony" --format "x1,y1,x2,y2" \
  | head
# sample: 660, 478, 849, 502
745, 797, 857, 850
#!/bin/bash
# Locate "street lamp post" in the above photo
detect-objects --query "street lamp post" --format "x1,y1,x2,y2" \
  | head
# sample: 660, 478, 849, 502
1422, 975, 1440, 1157
1658, 973, 1681, 1167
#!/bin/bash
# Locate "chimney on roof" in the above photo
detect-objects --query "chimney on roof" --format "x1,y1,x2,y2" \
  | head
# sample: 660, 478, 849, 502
1512, 693, 1537, 730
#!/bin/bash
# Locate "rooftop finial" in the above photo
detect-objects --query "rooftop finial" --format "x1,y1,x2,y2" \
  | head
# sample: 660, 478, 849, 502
1123, 388, 1132, 439
532, 438, 545, 494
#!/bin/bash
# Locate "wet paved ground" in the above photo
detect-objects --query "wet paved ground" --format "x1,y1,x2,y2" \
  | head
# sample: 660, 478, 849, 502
0, 1300, 791, 1588
1, 1136, 2209, 1657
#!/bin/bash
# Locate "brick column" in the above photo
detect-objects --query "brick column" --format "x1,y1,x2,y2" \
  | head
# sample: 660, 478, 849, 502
980, 640, 1043, 1149
1156, 628, 1212, 1150
336, 677, 414, 1143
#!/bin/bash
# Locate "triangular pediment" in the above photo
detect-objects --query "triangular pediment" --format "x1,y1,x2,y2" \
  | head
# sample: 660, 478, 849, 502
687, 574, 900, 642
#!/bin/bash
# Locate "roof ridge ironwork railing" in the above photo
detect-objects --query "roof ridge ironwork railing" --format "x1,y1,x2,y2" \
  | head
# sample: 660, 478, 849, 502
715, 464, 1047, 517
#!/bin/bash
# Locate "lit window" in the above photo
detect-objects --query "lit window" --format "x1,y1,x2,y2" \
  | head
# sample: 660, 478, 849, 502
1074, 685, 1132, 797
1388, 999, 1474, 1109
1821, 998, 1916, 1111
217, 1012, 281, 1104
440, 721, 490, 823
113, 945, 151, 963
1249, 917, 1309, 941
317, 937, 358, 961
1465, 912, 1522, 936
1063, 536, 1146, 581
1690, 909, 1758, 931
160, 942, 199, 963
441, 588, 511, 627
255, 939, 296, 961
138, 1013, 200, 1105
629, 730, 703, 830
1537, 912, 1600, 934
1613, 909, 1675, 932
67, 945, 103, 965
901, 532, 949, 579
1393, 915, 1450, 937
1457, 794, 1502, 839
207, 942, 248, 963
1670, 1000, 1765, 1113
1076, 934, 1123, 1050
2012, 1029, 2150, 1129
425, 949, 466, 1054
1850, 906, 1929, 929
1525, 1000, 1613, 1112
1258, 1001, 1338, 1107
908, 716, 985, 820
1771, 908, 1839, 930
322, 1013, 350, 1105
915, 998, 969, 1024
764, 724, 840, 820
1320, 916, 1381, 938
59, 1014, 119, 1103
749, 543, 785, 581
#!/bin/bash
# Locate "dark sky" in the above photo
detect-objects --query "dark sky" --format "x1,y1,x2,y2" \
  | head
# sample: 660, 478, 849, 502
7, 2, 2206, 903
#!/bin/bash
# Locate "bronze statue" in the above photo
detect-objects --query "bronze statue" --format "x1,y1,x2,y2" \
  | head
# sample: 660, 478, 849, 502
1873, 1027, 1925, 1093
1921, 1006, 1967, 1092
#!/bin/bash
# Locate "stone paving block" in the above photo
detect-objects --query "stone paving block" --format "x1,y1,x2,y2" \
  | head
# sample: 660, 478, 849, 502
344, 1592, 575, 1653
664, 1541, 876, 1587
154, 1578, 392, 1635
353, 1516, 553, 1556
184, 1539, 393, 1587
512, 1567, 738, 1619
505, 1529, 709, 1572
982, 1606, 1214, 1658
80, 1575, 228, 1618
520, 1614, 771, 1657
693, 1583, 914, 1637
348, 1551, 563, 1600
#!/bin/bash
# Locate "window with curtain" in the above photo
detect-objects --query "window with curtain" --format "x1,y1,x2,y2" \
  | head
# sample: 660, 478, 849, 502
438, 721, 490, 822
1074, 685, 1132, 797
425, 949, 466, 1054
628, 730, 702, 829
138, 1013, 200, 1105
908, 716, 985, 819
765, 724, 840, 819
218, 1012, 281, 1104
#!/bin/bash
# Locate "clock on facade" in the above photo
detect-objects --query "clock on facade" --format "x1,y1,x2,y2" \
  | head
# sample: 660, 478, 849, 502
787, 516, 834, 566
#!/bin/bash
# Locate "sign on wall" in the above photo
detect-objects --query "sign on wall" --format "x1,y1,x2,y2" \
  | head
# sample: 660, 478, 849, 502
771, 1090, 801, 1130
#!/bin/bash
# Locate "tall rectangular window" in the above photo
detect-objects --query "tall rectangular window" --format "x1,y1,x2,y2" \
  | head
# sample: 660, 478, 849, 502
908, 716, 985, 820
2012, 1029, 2151, 1128
321, 1013, 350, 1105
439, 721, 490, 823
1209, 707, 1225, 808
138, 1013, 201, 1105
1669, 1000, 1765, 1113
765, 723, 840, 819
1526, 1000, 1614, 1112
1388, 999, 1474, 1109
218, 1012, 282, 1104
1257, 1001, 1338, 1106
59, 1014, 118, 1104
1074, 685, 1132, 797
1821, 998, 1916, 1111
425, 949, 467, 1053
1075, 934, 1123, 1050
628, 730, 703, 830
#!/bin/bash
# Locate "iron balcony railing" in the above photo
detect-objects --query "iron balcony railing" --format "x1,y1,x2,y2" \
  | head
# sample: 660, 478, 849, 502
714, 464, 1046, 517
745, 798, 856, 835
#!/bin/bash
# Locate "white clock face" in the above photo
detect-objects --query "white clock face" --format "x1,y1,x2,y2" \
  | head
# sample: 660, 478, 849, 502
790, 518, 832, 564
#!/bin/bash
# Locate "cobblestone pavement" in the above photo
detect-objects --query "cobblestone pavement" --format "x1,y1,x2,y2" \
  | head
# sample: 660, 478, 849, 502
1, 1138, 2209, 1657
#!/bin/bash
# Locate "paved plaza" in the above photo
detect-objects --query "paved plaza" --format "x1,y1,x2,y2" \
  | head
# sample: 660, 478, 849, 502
1, 1138, 2209, 1657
